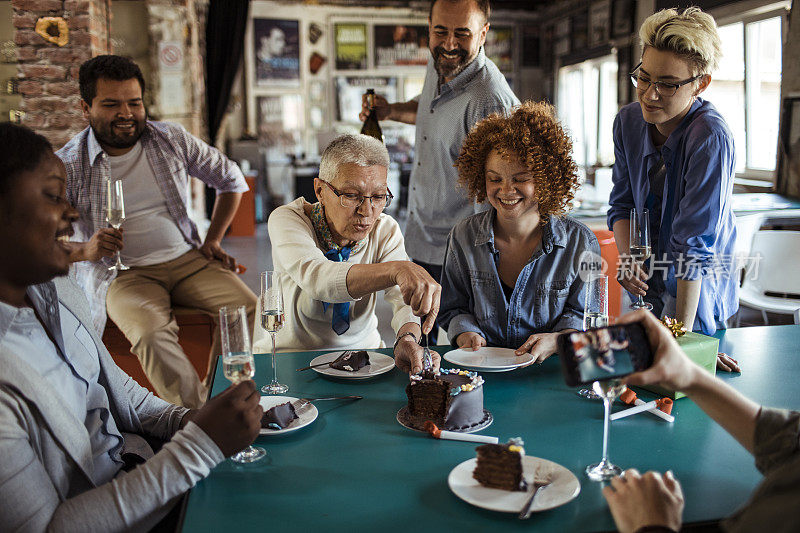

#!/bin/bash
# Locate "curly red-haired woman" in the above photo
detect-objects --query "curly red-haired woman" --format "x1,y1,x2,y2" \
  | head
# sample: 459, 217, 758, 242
439, 101, 601, 363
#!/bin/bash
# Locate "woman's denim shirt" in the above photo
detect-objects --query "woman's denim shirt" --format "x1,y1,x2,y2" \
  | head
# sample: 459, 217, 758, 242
439, 210, 601, 348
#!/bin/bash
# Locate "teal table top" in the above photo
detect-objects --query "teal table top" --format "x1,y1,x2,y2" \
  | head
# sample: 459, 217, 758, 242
181, 325, 800, 532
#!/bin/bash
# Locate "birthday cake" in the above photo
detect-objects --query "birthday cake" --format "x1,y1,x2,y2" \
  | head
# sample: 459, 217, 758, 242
329, 350, 370, 371
261, 402, 298, 430
473, 438, 528, 491
405, 369, 485, 431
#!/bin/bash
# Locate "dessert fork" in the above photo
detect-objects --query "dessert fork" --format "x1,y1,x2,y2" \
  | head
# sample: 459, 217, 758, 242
518, 463, 555, 519
292, 395, 362, 414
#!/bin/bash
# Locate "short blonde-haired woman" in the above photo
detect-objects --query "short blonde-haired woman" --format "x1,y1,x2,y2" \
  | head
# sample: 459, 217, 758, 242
608, 8, 738, 352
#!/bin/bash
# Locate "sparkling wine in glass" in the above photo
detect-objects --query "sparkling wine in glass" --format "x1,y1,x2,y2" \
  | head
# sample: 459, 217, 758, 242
578, 275, 610, 400
106, 179, 129, 271
586, 379, 626, 481
629, 208, 653, 310
219, 305, 266, 464
260, 271, 288, 394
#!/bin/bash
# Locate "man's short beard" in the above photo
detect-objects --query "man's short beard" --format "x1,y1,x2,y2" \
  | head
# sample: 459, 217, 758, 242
432, 46, 470, 78
91, 117, 146, 150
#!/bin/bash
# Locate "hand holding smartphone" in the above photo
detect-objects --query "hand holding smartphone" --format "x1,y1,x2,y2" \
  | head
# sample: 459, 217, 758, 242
558, 322, 654, 387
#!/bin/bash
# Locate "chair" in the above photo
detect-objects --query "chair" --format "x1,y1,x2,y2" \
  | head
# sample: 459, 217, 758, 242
102, 308, 215, 395
738, 230, 800, 325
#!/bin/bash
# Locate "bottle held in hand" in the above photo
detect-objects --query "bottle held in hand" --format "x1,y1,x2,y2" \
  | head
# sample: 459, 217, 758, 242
361, 89, 384, 143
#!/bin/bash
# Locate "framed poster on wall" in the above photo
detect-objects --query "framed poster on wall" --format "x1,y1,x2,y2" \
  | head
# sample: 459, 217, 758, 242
485, 26, 513, 72
257, 94, 304, 148
335, 76, 398, 123
374, 24, 429, 67
254, 18, 300, 87
335, 23, 368, 70
612, 0, 635, 38
589, 0, 611, 48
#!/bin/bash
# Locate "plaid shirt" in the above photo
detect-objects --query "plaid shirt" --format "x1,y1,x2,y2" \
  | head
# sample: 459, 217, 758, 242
56, 121, 248, 333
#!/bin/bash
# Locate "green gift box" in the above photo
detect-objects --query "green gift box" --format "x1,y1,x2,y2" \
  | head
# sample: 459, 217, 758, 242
638, 331, 718, 400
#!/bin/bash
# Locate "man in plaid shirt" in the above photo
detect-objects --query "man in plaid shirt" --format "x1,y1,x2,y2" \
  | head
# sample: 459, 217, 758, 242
56, 55, 256, 408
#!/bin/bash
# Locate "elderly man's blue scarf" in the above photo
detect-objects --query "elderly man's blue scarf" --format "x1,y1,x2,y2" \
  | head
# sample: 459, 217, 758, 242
310, 202, 367, 335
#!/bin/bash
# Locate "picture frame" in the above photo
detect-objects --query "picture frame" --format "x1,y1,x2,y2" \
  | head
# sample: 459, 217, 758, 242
589, 0, 611, 48
254, 18, 300, 87
612, 0, 635, 38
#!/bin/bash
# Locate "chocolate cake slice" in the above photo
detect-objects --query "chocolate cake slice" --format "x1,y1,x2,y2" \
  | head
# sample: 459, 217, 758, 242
261, 402, 298, 430
473, 438, 528, 491
329, 350, 370, 371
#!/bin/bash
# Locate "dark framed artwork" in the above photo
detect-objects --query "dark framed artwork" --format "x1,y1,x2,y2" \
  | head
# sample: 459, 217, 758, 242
612, 0, 635, 38
373, 24, 429, 67
254, 18, 300, 87
589, 0, 611, 48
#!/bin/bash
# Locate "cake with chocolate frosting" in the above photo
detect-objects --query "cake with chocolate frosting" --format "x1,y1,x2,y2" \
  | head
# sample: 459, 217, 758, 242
261, 402, 298, 430
405, 368, 485, 431
329, 350, 370, 371
473, 438, 528, 491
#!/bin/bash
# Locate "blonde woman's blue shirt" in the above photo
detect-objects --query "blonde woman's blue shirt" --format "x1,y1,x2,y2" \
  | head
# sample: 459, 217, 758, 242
607, 98, 738, 335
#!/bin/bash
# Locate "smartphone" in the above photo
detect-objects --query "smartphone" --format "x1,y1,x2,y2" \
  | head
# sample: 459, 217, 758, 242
557, 322, 653, 387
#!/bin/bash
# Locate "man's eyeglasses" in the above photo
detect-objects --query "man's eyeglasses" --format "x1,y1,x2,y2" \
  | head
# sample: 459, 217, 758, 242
321, 180, 394, 209
629, 62, 702, 97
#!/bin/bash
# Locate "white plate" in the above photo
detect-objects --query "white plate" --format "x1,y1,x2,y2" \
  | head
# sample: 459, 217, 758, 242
258, 396, 318, 435
309, 351, 395, 379
448, 456, 581, 513
443, 347, 534, 370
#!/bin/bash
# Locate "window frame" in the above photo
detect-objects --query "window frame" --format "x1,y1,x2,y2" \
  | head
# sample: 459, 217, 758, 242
710, 2, 790, 185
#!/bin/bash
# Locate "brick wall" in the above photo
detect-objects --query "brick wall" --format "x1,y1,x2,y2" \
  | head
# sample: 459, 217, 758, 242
13, 0, 110, 149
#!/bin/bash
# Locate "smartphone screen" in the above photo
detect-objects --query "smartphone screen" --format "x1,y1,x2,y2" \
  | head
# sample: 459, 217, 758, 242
559, 323, 652, 386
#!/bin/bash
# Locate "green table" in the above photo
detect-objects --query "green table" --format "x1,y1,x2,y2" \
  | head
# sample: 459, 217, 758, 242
181, 325, 800, 532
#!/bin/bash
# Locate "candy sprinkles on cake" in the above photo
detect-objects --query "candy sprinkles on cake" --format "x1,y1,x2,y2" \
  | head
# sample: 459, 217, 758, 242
409, 368, 485, 395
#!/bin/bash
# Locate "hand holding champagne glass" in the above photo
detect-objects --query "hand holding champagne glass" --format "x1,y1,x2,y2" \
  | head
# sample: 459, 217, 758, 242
578, 275, 609, 400
219, 305, 266, 464
586, 379, 626, 481
106, 179, 128, 271
629, 208, 653, 310
261, 271, 288, 394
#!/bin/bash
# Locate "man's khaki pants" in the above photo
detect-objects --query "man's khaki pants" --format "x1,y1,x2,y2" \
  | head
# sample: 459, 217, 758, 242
107, 249, 257, 408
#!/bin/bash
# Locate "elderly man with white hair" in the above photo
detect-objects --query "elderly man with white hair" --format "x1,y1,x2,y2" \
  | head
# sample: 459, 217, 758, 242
256, 134, 440, 374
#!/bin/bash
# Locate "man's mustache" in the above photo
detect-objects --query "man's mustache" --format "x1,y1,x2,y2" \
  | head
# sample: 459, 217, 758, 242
433, 46, 467, 61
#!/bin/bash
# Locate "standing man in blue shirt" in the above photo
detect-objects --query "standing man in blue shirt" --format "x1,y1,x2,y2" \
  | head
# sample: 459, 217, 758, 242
360, 0, 519, 342
607, 7, 739, 340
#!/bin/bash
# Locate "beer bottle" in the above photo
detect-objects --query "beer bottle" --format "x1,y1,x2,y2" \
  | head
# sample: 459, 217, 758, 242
360, 88, 384, 143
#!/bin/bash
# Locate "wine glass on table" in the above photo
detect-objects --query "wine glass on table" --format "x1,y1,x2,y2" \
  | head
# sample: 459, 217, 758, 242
220, 305, 266, 464
629, 208, 653, 310
577, 275, 609, 400
586, 379, 626, 481
106, 179, 128, 271
260, 271, 288, 395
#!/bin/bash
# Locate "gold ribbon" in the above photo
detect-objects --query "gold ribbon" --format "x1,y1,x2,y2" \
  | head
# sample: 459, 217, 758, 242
660, 316, 687, 338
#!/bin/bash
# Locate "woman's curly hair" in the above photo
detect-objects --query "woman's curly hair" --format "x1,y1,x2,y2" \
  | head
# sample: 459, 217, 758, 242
455, 100, 580, 221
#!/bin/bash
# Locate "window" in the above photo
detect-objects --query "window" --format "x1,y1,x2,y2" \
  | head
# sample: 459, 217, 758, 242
557, 55, 618, 171
703, 9, 786, 178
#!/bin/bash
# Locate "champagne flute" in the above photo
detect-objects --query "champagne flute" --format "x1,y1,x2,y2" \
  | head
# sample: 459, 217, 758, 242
106, 179, 129, 271
586, 379, 626, 481
260, 271, 288, 394
220, 305, 266, 464
577, 275, 609, 400
629, 208, 653, 310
